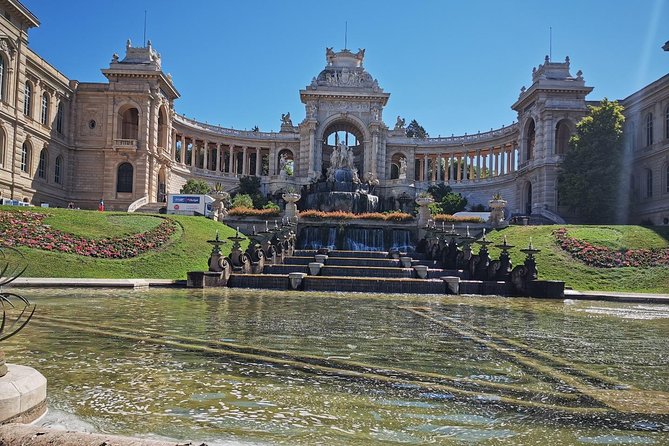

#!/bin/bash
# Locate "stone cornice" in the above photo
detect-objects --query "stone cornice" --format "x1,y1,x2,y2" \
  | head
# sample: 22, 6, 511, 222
299, 89, 390, 105
173, 114, 300, 144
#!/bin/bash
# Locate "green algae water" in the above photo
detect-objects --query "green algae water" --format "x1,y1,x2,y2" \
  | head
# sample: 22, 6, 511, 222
4, 288, 669, 445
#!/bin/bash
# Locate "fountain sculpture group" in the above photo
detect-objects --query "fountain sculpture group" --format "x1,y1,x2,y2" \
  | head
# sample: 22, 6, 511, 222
420, 223, 562, 297
187, 219, 297, 288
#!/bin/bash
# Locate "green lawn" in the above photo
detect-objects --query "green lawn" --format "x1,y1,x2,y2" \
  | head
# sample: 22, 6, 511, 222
1, 206, 246, 279
485, 225, 669, 294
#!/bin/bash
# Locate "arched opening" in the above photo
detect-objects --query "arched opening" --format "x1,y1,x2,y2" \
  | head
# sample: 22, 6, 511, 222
645, 113, 654, 147
390, 152, 407, 180
37, 148, 47, 179
157, 107, 168, 149
524, 182, 533, 215
174, 138, 182, 163
157, 167, 166, 202
0, 54, 5, 101
41, 93, 49, 126
0, 128, 5, 167
277, 149, 294, 176
56, 101, 64, 134
525, 119, 535, 161
116, 162, 134, 193
321, 121, 364, 178
23, 81, 32, 117
555, 119, 572, 155
54, 155, 63, 184
185, 140, 193, 165
118, 106, 139, 140
20, 141, 31, 173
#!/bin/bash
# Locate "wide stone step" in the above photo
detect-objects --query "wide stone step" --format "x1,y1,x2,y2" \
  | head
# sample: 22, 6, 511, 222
228, 273, 448, 294
324, 250, 392, 259
320, 257, 401, 268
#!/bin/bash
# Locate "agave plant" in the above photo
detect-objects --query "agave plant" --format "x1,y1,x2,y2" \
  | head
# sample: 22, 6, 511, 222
0, 246, 35, 376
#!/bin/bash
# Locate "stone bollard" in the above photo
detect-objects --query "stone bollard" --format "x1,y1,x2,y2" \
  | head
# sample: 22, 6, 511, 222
400, 256, 413, 268
414, 265, 429, 279
442, 276, 460, 294
308, 262, 323, 276
314, 254, 328, 263
288, 272, 307, 290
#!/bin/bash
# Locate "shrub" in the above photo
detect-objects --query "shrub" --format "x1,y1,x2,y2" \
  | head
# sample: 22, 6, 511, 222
231, 194, 254, 209
263, 201, 280, 212
228, 207, 280, 217
433, 214, 483, 223
298, 210, 413, 221
180, 179, 211, 195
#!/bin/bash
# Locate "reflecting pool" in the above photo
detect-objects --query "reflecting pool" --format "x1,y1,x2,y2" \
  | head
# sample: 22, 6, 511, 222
4, 288, 669, 445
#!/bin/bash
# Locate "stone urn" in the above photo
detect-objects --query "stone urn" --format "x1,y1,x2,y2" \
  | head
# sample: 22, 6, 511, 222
282, 192, 301, 222
488, 199, 508, 228
415, 196, 434, 228
210, 191, 229, 222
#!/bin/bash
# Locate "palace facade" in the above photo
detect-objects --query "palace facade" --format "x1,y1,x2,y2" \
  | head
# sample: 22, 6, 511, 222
0, 1, 667, 224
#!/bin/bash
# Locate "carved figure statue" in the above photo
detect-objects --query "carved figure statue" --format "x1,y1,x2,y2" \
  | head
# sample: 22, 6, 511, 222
399, 157, 407, 178
355, 48, 365, 62
326, 47, 335, 65
394, 116, 406, 130
279, 152, 288, 177
281, 112, 293, 126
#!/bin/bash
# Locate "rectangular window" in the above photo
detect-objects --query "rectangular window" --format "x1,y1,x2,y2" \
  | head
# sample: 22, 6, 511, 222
56, 102, 64, 134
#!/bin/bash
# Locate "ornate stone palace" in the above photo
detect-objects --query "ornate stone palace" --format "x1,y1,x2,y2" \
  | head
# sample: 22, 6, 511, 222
0, 1, 667, 224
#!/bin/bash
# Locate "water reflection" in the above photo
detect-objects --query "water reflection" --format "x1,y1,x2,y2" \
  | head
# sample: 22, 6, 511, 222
3, 288, 668, 445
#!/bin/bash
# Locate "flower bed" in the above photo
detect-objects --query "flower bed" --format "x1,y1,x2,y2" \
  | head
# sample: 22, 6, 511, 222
433, 214, 484, 223
228, 207, 280, 217
298, 210, 413, 221
0, 211, 177, 259
554, 227, 669, 268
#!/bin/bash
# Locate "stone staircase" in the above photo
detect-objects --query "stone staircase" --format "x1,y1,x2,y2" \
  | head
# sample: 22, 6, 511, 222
134, 202, 166, 214
227, 249, 463, 294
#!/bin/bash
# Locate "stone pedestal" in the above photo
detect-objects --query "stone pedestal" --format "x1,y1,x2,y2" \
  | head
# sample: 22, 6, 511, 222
0, 364, 47, 424
282, 193, 301, 223
415, 197, 434, 228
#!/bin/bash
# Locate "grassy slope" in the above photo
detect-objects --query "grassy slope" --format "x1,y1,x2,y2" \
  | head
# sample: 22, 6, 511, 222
485, 225, 669, 293
1, 206, 245, 279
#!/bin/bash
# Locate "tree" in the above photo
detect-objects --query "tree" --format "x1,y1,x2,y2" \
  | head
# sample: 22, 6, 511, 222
237, 175, 267, 208
557, 99, 625, 223
405, 119, 429, 138
426, 183, 467, 214
180, 179, 211, 195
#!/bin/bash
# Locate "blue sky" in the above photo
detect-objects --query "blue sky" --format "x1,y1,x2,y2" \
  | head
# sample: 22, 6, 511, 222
23, 0, 668, 135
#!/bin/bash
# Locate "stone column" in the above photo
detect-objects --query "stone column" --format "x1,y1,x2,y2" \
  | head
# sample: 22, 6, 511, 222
449, 153, 454, 183
455, 153, 462, 183
255, 147, 261, 176
476, 150, 481, 180
229, 145, 234, 174
242, 146, 248, 175
269, 145, 276, 176
482, 151, 487, 179
469, 154, 474, 180
462, 152, 468, 181
216, 143, 222, 172
423, 153, 429, 181
179, 134, 184, 164
203, 141, 209, 171
190, 139, 196, 168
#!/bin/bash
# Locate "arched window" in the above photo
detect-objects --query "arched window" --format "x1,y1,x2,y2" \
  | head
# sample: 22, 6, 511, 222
157, 107, 167, 149
41, 93, 49, 125
37, 148, 47, 179
116, 162, 133, 193
23, 81, 32, 117
665, 106, 669, 140
646, 168, 653, 199
526, 119, 535, 161
646, 113, 653, 147
56, 101, 64, 134
54, 155, 63, 184
20, 141, 30, 173
0, 56, 5, 101
0, 128, 4, 167
175, 138, 182, 163
277, 149, 294, 176
555, 120, 571, 155
118, 106, 139, 140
